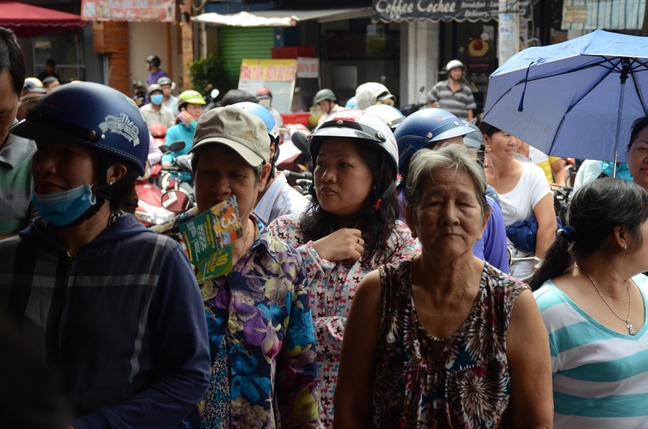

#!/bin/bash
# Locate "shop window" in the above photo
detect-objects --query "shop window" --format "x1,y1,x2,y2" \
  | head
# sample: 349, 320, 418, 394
32, 30, 86, 83
326, 25, 399, 60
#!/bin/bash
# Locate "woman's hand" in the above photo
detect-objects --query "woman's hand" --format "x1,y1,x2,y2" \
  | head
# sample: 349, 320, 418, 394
178, 110, 194, 126
312, 228, 364, 262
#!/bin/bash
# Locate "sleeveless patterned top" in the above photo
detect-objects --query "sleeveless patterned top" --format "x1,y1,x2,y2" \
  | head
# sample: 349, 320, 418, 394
371, 260, 528, 429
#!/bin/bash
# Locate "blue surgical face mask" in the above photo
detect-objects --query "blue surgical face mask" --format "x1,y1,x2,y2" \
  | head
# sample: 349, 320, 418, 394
151, 94, 164, 105
31, 184, 97, 227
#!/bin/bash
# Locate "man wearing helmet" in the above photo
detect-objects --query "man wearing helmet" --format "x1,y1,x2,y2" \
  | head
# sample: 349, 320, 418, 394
22, 77, 46, 96
162, 89, 205, 167
0, 27, 37, 239
0, 82, 210, 427
140, 83, 175, 129
427, 60, 477, 121
314, 88, 343, 125
355, 82, 396, 110
145, 54, 168, 90
157, 76, 179, 115
256, 87, 283, 127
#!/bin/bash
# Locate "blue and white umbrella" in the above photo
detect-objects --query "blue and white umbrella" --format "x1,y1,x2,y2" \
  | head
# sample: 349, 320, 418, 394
483, 30, 648, 171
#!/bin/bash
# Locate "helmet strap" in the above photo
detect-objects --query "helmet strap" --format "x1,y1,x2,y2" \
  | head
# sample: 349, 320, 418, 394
69, 159, 139, 227
310, 151, 396, 227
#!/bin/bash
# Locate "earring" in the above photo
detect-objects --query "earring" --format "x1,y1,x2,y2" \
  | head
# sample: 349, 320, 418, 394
623, 245, 627, 250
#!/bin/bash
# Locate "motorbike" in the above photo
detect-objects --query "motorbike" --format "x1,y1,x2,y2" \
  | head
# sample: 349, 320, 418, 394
160, 140, 196, 211
135, 163, 176, 227
149, 123, 168, 147
400, 86, 427, 117
276, 126, 312, 196
203, 85, 220, 112
283, 170, 313, 196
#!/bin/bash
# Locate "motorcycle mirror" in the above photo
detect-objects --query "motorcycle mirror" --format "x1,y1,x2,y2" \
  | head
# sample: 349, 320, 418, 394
161, 190, 191, 213
169, 140, 186, 152
291, 132, 310, 156
210, 89, 219, 99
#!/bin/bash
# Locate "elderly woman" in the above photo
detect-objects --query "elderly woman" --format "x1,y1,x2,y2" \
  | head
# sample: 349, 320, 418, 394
628, 116, 648, 191
268, 109, 419, 428
184, 106, 318, 428
531, 178, 648, 428
477, 117, 557, 279
335, 145, 553, 428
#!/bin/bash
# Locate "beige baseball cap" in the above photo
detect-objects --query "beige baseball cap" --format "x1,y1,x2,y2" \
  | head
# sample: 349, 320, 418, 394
190, 106, 270, 167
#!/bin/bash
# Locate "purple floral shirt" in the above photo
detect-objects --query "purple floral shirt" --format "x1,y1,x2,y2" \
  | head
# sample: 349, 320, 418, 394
185, 220, 319, 428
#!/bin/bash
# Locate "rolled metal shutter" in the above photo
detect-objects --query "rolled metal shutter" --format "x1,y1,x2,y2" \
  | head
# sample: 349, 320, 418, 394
219, 26, 274, 85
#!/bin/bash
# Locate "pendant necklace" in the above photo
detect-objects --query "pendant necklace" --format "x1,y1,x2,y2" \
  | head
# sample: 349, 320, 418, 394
575, 265, 636, 336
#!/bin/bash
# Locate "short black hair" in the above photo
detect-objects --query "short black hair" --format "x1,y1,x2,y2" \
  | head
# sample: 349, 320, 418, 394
46, 58, 56, 66
220, 89, 258, 106
0, 26, 26, 97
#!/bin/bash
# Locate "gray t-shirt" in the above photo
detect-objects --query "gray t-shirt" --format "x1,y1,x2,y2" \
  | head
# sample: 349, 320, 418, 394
427, 80, 477, 120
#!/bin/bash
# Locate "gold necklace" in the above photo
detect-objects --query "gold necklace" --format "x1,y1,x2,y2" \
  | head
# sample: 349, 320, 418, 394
576, 265, 636, 335
235, 220, 251, 262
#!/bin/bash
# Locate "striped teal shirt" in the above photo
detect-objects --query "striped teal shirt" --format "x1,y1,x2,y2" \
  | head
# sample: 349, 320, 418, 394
534, 274, 648, 428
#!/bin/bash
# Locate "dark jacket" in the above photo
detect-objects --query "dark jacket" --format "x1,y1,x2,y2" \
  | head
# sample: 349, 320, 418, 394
0, 214, 210, 429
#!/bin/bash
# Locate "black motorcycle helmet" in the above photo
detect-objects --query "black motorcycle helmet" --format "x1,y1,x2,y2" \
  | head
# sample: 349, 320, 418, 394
145, 55, 161, 68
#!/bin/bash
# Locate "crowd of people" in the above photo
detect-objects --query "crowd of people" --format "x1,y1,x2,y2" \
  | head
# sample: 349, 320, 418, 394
1, 24, 647, 429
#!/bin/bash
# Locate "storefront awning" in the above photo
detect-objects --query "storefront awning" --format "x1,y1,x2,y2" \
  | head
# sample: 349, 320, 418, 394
0, 0, 88, 38
372, 0, 533, 23
193, 7, 372, 27
562, 0, 645, 30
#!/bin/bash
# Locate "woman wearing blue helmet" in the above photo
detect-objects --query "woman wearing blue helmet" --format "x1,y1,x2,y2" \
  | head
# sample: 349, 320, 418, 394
232, 102, 310, 225
395, 108, 510, 273
0, 82, 210, 428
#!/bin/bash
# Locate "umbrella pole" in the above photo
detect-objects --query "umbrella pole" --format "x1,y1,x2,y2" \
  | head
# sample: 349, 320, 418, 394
612, 58, 631, 178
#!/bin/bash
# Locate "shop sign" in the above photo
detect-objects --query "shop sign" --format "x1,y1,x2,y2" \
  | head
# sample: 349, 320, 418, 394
564, 6, 588, 24
81, 0, 175, 22
239, 59, 297, 82
239, 59, 297, 113
297, 57, 319, 79
372, 0, 533, 22
561, 0, 645, 30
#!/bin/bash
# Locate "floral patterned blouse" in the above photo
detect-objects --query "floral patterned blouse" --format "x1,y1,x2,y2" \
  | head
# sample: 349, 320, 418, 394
371, 260, 528, 429
184, 219, 319, 429
267, 215, 419, 428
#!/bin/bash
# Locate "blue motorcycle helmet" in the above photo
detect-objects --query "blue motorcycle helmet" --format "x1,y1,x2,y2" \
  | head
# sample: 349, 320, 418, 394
345, 96, 357, 109
10, 82, 150, 224
395, 108, 474, 181
231, 101, 280, 180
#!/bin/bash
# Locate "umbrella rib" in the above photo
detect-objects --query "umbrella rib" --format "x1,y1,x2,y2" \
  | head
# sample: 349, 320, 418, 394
518, 57, 616, 84
629, 67, 648, 116
547, 62, 617, 155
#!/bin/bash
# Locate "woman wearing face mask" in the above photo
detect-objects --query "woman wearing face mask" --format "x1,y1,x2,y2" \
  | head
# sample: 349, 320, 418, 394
0, 82, 210, 428
268, 109, 419, 428
256, 87, 283, 128
162, 89, 205, 168
139, 84, 175, 130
